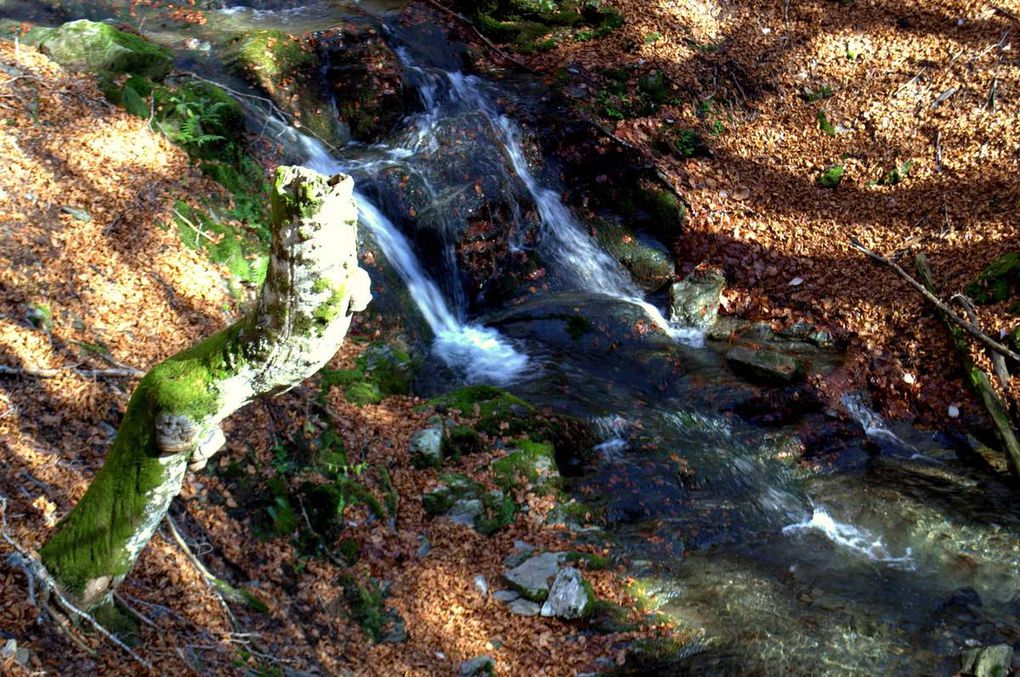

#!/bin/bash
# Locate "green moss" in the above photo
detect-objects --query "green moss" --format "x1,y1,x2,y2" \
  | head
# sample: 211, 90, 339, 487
321, 343, 416, 406
876, 160, 912, 186
430, 385, 535, 436
965, 252, 1020, 304
38, 20, 173, 80
817, 110, 836, 136
492, 440, 557, 493
444, 425, 484, 459
816, 164, 845, 188
38, 321, 253, 600
226, 29, 312, 84
564, 551, 611, 570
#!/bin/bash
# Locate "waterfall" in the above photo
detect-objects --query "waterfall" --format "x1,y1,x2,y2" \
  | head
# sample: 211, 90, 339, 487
300, 136, 530, 385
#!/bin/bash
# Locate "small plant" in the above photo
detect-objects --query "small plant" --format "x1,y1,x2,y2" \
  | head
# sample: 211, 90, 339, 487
643, 31, 662, 44
876, 160, 912, 186
817, 164, 845, 188
803, 84, 835, 102
817, 110, 836, 136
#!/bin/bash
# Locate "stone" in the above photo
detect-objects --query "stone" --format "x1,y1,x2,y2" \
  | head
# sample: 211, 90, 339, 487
492, 589, 520, 603
504, 552, 562, 601
726, 345, 802, 383
961, 644, 1013, 677
507, 599, 541, 616
448, 498, 484, 526
460, 655, 496, 677
39, 20, 173, 80
540, 567, 593, 619
461, 652, 495, 672
668, 268, 726, 328
594, 220, 674, 292
474, 574, 489, 598
409, 427, 444, 468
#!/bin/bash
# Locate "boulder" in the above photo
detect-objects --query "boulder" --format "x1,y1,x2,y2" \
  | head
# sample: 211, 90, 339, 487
506, 598, 541, 616
540, 567, 593, 619
409, 427, 443, 469
39, 20, 172, 80
961, 644, 1013, 677
593, 220, 674, 292
504, 552, 562, 601
725, 345, 802, 383
315, 22, 413, 142
460, 655, 496, 677
224, 29, 348, 148
668, 267, 725, 328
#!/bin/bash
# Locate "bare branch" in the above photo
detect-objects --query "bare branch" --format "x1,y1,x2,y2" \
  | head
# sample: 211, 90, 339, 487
849, 237, 1020, 363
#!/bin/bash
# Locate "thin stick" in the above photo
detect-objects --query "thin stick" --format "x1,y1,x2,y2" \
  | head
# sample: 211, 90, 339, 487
0, 364, 142, 378
849, 237, 1020, 363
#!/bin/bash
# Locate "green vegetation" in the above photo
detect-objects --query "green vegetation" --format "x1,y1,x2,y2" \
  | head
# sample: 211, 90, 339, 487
444, 425, 484, 458
37, 20, 172, 80
965, 252, 1020, 305
492, 440, 558, 494
430, 385, 535, 436
876, 160, 912, 186
320, 343, 417, 406
643, 31, 662, 44
816, 164, 845, 188
816, 110, 836, 136
803, 84, 835, 102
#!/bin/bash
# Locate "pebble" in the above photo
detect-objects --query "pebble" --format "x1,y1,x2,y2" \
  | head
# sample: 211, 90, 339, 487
507, 599, 541, 616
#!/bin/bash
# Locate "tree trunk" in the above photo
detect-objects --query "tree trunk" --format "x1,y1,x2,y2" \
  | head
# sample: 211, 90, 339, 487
38, 166, 371, 611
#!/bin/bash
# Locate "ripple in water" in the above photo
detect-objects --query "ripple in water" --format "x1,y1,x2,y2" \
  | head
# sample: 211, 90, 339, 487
782, 507, 915, 569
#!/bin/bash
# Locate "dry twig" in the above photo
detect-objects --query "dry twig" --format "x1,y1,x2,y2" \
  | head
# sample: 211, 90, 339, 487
849, 237, 1020, 364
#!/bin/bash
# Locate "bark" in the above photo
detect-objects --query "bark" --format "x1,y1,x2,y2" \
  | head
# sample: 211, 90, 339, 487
38, 166, 371, 610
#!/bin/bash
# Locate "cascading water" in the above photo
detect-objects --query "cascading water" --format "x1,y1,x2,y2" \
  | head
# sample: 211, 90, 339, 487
299, 135, 530, 384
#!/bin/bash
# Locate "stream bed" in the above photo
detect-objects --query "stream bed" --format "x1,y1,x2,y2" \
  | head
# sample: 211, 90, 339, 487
9, 1, 1020, 674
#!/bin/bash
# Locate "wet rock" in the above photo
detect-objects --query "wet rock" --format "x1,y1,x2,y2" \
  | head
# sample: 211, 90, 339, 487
725, 345, 802, 383
225, 29, 348, 148
409, 426, 444, 469
668, 268, 726, 328
961, 644, 1013, 677
594, 220, 674, 292
507, 598, 542, 616
540, 567, 593, 619
460, 655, 496, 677
504, 552, 562, 601
493, 589, 520, 603
315, 21, 413, 142
39, 20, 173, 80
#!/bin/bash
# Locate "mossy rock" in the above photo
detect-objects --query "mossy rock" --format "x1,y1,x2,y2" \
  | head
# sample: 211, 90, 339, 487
38, 20, 173, 80
422, 474, 517, 534
430, 385, 536, 436
630, 182, 687, 241
965, 252, 1020, 305
225, 29, 347, 148
593, 219, 674, 292
444, 425, 484, 459
492, 439, 559, 494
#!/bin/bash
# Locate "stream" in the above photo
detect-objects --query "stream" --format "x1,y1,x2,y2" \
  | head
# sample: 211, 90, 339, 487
12, 1, 1020, 673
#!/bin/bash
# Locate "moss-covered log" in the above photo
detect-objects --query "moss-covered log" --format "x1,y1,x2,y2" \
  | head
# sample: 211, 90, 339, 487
39, 166, 371, 610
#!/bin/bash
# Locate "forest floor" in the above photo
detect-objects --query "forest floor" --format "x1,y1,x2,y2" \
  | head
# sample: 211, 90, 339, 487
1, 0, 1019, 675
0, 39, 665, 676
487, 0, 1019, 425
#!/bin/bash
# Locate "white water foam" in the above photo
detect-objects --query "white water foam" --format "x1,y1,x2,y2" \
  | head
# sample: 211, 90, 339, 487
840, 393, 919, 452
782, 507, 915, 569
299, 134, 530, 384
